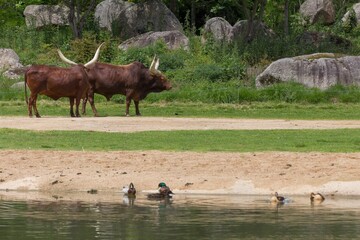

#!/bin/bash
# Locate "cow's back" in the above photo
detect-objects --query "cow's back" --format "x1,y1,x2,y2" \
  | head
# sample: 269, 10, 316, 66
88, 62, 144, 97
25, 65, 89, 99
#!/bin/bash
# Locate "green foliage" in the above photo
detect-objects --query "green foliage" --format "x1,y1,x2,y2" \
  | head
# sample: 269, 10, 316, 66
2, 128, 360, 152
0, 76, 23, 101
342, 9, 358, 33
68, 34, 101, 64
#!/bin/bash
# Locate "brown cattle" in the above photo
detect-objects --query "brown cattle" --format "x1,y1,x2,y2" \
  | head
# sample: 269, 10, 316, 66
58, 50, 172, 116
24, 44, 102, 118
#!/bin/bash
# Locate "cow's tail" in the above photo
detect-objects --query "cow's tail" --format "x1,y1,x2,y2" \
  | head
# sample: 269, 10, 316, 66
24, 70, 28, 105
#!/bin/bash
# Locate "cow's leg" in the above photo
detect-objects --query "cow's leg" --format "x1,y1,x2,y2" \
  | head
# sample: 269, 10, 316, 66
30, 94, 41, 118
69, 97, 75, 117
125, 96, 132, 117
82, 96, 88, 115
75, 96, 81, 117
134, 100, 141, 116
28, 94, 34, 117
87, 89, 99, 117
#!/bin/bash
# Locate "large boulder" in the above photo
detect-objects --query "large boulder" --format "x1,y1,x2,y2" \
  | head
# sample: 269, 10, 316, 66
202, 17, 275, 44
255, 53, 360, 90
23, 5, 70, 28
300, 0, 335, 25
0, 49, 25, 79
342, 3, 360, 25
202, 17, 232, 43
230, 20, 275, 42
0, 49, 22, 70
113, 0, 183, 40
94, 0, 134, 32
119, 30, 189, 50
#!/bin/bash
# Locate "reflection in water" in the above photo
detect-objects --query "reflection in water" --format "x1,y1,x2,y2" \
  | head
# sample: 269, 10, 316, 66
0, 194, 360, 240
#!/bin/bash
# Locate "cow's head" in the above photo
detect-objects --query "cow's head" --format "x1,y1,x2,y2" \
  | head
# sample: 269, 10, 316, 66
148, 56, 172, 91
57, 42, 104, 69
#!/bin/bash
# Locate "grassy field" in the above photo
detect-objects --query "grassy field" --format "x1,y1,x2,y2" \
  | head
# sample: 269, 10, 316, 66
2, 100, 360, 120
1, 128, 360, 152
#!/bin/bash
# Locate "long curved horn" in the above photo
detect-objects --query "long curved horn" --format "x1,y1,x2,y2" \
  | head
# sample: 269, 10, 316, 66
149, 55, 156, 73
84, 42, 105, 68
57, 49, 78, 65
155, 57, 159, 70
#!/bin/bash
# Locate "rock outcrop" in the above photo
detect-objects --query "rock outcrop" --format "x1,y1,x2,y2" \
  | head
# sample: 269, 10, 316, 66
108, 0, 182, 40
119, 30, 189, 50
202, 17, 275, 44
256, 53, 360, 90
94, 0, 134, 32
342, 3, 360, 25
202, 17, 233, 43
300, 0, 335, 25
23, 5, 69, 28
0, 49, 25, 79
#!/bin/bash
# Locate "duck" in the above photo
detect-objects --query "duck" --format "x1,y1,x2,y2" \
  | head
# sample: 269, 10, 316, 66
310, 192, 325, 202
122, 182, 136, 196
147, 182, 174, 199
158, 182, 173, 195
271, 192, 285, 203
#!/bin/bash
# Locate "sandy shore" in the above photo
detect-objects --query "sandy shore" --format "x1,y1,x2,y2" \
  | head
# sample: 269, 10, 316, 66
1, 117, 360, 200
0, 150, 359, 199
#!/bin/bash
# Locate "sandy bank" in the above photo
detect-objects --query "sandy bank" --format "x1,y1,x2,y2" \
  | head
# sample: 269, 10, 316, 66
0, 150, 359, 199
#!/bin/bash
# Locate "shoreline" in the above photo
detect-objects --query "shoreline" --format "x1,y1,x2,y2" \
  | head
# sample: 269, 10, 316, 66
0, 150, 359, 201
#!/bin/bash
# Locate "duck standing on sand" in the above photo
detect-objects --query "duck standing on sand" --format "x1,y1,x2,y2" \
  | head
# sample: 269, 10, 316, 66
122, 182, 136, 197
271, 192, 285, 203
147, 182, 174, 199
310, 192, 325, 202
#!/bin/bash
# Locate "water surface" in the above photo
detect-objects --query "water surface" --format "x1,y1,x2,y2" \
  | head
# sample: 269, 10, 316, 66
0, 193, 359, 239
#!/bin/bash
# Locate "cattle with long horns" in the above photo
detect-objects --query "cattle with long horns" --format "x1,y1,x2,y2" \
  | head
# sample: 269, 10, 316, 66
58, 46, 172, 116
24, 44, 103, 117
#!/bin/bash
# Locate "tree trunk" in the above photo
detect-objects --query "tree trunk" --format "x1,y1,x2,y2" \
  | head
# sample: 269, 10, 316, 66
191, 1, 196, 29
66, 0, 96, 39
284, 0, 289, 35
68, 0, 80, 39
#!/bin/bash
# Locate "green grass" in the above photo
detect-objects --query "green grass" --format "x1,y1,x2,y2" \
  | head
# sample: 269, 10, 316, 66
2, 100, 360, 120
1, 128, 360, 152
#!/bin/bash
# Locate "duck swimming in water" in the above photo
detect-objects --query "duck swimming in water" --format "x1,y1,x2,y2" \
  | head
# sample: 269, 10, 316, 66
271, 192, 285, 203
122, 182, 136, 196
147, 182, 174, 199
310, 192, 325, 202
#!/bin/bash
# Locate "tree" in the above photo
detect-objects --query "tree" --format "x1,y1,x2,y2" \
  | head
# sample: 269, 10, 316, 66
284, 0, 289, 35
264, 0, 302, 36
62, 0, 99, 39
240, 0, 268, 42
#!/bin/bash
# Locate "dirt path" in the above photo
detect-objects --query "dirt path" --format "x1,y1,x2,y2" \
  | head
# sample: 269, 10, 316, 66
1, 116, 360, 132
1, 116, 360, 200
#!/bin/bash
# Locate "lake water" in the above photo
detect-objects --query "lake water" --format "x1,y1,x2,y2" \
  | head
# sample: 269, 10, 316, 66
0, 193, 360, 239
